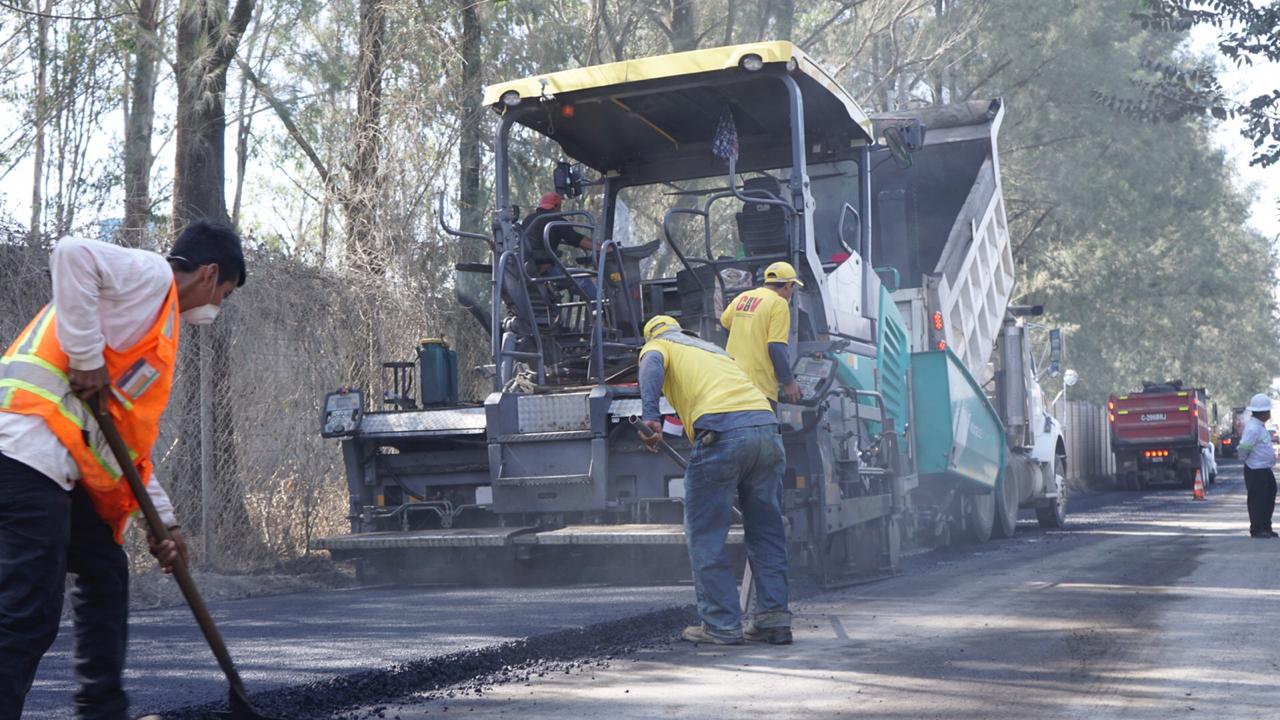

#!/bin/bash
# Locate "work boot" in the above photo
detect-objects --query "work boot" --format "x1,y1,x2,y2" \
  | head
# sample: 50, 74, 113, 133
744, 624, 793, 645
680, 624, 743, 645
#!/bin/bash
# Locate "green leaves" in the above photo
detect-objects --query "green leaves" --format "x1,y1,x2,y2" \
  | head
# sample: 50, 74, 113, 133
965, 0, 1280, 403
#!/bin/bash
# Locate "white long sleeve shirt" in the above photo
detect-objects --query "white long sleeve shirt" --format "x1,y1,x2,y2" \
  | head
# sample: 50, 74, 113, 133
1239, 416, 1277, 471
0, 236, 178, 526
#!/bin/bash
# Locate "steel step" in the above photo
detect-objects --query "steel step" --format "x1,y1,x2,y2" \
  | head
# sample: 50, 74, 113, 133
515, 524, 744, 546
309, 526, 535, 551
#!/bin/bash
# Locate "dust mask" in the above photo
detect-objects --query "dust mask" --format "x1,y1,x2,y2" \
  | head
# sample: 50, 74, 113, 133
181, 304, 220, 325
181, 276, 221, 325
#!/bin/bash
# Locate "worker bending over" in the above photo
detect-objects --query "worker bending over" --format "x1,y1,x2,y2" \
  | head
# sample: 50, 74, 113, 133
720, 261, 803, 405
639, 315, 792, 645
0, 221, 247, 719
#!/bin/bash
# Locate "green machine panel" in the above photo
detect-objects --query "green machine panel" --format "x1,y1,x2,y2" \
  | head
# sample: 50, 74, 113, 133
831, 285, 912, 435
910, 349, 1005, 493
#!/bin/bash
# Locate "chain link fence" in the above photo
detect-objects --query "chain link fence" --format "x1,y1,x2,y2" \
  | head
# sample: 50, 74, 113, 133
0, 230, 484, 576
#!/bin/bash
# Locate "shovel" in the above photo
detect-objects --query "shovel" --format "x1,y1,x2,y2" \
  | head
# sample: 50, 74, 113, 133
628, 416, 755, 613
93, 398, 277, 720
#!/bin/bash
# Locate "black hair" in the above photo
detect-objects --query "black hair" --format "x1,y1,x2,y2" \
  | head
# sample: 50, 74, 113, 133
764, 281, 788, 289
168, 219, 247, 287
1255, 411, 1270, 420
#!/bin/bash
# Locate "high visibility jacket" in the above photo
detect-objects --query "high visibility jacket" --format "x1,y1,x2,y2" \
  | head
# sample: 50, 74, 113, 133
639, 331, 773, 441
720, 286, 792, 401
0, 282, 180, 543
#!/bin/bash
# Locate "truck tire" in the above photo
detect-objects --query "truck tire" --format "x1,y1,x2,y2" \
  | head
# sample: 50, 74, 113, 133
991, 468, 1019, 539
1036, 456, 1068, 530
962, 492, 995, 544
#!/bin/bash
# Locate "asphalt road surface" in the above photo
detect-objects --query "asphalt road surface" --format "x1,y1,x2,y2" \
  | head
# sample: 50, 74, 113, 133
27, 462, 1272, 719
24, 585, 693, 718
340, 461, 1277, 720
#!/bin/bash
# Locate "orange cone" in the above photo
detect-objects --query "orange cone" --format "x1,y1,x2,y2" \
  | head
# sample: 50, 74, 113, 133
1192, 470, 1206, 501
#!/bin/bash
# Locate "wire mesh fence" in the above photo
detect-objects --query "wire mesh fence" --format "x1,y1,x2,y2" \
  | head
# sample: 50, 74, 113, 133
0, 230, 482, 575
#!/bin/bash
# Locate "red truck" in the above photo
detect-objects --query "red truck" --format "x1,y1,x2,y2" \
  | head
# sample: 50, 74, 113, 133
1217, 406, 1245, 458
1109, 381, 1213, 490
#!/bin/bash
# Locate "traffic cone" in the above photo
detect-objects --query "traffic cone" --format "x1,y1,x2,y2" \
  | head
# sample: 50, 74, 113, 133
1192, 470, 1206, 501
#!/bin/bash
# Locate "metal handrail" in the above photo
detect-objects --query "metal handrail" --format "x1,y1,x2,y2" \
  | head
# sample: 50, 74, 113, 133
540, 220, 599, 303
838, 202, 859, 256
435, 191, 492, 246
491, 249, 546, 385
592, 238, 627, 383
660, 209, 710, 291
875, 266, 901, 292
726, 155, 795, 214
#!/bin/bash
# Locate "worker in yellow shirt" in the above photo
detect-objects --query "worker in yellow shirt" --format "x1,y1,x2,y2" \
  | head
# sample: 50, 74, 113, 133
639, 315, 791, 646
720, 261, 802, 406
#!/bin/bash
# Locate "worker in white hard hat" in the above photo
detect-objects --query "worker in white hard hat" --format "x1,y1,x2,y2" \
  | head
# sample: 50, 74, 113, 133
720, 261, 803, 406
638, 315, 792, 646
1237, 393, 1277, 538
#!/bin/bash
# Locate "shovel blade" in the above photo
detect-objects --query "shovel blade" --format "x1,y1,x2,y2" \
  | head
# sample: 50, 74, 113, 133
212, 686, 279, 720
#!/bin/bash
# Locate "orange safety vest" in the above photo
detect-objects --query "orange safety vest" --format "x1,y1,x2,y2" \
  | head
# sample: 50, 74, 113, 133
0, 282, 180, 543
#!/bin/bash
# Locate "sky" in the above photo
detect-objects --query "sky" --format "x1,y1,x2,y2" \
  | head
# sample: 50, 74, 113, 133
1187, 26, 1280, 241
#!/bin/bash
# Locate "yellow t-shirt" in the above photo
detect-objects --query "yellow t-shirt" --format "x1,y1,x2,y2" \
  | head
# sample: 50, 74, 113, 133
639, 334, 773, 441
720, 286, 791, 401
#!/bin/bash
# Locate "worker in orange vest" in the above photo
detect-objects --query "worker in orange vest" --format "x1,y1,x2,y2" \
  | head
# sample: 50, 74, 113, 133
0, 219, 247, 720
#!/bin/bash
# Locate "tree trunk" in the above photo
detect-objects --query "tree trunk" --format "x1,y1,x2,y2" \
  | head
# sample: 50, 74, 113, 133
28, 0, 53, 240
723, 0, 736, 45
458, 0, 483, 236
231, 69, 256, 227
347, 0, 387, 271
670, 0, 696, 52
775, 0, 794, 40
123, 0, 159, 247
172, 0, 259, 569
173, 0, 255, 227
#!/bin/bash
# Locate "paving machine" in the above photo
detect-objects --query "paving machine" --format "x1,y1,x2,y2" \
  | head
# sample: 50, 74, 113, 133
313, 42, 1068, 585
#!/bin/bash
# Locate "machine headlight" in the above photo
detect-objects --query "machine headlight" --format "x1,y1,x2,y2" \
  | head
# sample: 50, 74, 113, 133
501, 90, 521, 107
740, 54, 764, 72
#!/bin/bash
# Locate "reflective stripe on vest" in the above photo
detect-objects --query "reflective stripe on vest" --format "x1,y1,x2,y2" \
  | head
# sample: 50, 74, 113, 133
0, 282, 180, 543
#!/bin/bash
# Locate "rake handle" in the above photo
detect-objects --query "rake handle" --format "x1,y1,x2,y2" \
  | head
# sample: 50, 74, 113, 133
92, 400, 253, 703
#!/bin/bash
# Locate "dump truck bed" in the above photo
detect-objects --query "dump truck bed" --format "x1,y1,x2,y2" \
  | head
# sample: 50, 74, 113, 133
1109, 389, 1210, 448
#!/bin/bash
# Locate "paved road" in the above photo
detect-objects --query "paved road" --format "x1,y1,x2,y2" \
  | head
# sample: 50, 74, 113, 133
26, 468, 1253, 719
24, 584, 694, 718
343, 461, 1280, 720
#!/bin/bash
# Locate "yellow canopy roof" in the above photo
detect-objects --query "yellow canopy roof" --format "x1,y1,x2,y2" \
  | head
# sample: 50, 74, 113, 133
483, 42, 875, 180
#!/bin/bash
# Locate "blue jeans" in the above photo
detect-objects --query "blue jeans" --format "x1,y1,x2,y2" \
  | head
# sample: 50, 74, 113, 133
539, 264, 598, 301
0, 454, 130, 720
683, 425, 790, 637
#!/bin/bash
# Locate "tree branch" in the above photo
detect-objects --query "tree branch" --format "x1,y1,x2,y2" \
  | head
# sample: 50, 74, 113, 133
214, 0, 257, 71
233, 55, 338, 196
0, 0, 127, 21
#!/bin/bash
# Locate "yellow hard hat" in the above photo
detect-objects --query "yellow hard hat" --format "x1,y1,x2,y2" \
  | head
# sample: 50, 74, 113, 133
764, 261, 804, 287
643, 315, 681, 342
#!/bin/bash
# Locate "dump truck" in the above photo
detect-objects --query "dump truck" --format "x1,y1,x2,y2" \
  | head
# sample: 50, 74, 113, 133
1109, 381, 1213, 489
313, 42, 1068, 585
1217, 406, 1245, 458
